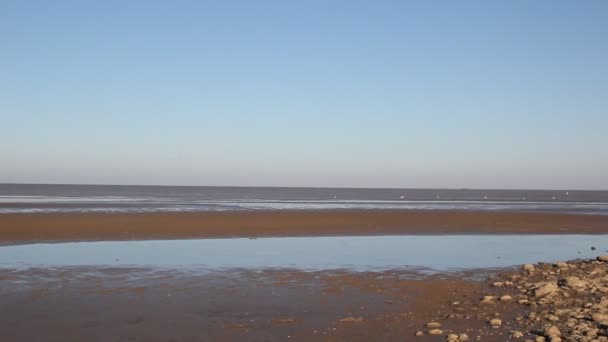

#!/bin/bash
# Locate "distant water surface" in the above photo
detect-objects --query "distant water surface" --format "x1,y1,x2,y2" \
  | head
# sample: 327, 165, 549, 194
1, 184, 608, 214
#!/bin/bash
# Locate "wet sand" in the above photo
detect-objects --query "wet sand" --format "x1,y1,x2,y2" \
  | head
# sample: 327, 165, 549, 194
0, 266, 487, 342
5, 258, 606, 341
1, 210, 608, 245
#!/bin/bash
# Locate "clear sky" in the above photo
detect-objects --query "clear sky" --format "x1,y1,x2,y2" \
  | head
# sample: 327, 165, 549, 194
1, 1, 607, 189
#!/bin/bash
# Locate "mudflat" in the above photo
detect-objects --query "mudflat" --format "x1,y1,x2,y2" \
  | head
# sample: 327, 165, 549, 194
0, 266, 489, 342
1, 210, 608, 245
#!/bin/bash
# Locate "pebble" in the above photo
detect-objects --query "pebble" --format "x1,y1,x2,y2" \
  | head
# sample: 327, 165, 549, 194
534, 282, 559, 298
447, 333, 459, 341
592, 313, 608, 323
564, 276, 587, 289
499, 295, 513, 302
489, 318, 502, 328
596, 255, 608, 262
426, 322, 442, 328
420, 257, 608, 341
523, 264, 535, 273
545, 325, 561, 338
480, 295, 495, 305
511, 330, 524, 338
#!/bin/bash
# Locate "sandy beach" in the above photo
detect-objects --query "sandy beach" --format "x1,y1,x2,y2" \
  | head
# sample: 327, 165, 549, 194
4, 257, 608, 342
2, 210, 608, 341
0, 267, 484, 342
1, 210, 608, 245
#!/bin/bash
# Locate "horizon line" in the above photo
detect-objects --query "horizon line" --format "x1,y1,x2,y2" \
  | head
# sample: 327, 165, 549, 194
0, 182, 606, 192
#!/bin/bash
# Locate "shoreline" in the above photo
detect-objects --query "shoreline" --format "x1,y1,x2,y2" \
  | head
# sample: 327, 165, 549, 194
2, 209, 608, 245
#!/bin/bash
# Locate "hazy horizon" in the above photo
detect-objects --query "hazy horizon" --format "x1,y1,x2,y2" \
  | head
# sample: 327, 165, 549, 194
2, 1, 607, 190
1, 182, 607, 192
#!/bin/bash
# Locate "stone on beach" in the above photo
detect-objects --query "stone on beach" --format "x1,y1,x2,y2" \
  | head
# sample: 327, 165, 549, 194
419, 255, 608, 341
534, 282, 559, 298
562, 276, 587, 289
523, 264, 535, 273
499, 295, 512, 302
428, 329, 443, 335
447, 333, 459, 341
426, 322, 442, 328
511, 330, 524, 338
592, 313, 608, 324
597, 255, 608, 262
544, 325, 561, 338
489, 318, 502, 328
481, 295, 496, 304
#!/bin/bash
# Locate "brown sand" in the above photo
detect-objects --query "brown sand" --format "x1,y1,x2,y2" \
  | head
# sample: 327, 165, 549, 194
1, 210, 608, 245
0, 267, 487, 342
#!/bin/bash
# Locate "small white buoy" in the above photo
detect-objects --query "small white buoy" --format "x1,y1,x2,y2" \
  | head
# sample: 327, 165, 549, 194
566, 191, 569, 195
484, 196, 488, 199
552, 196, 556, 200
400, 195, 405, 199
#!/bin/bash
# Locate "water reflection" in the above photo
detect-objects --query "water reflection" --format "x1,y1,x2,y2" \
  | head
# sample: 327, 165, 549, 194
0, 235, 605, 272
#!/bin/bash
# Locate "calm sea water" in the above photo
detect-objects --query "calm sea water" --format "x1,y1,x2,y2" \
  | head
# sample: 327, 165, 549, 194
1, 183, 608, 214
1, 235, 606, 272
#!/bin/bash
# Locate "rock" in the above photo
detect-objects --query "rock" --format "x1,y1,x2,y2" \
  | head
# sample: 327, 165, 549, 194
534, 282, 559, 298
447, 334, 459, 341
511, 330, 524, 338
426, 322, 442, 328
489, 318, 502, 328
555, 262, 569, 268
597, 255, 608, 262
545, 325, 561, 338
535, 337, 546, 342
585, 328, 599, 337
458, 334, 469, 341
492, 281, 504, 287
592, 313, 608, 324
590, 268, 603, 275
428, 329, 443, 335
563, 276, 587, 289
499, 295, 513, 302
523, 264, 535, 273
415, 331, 424, 336
481, 295, 495, 304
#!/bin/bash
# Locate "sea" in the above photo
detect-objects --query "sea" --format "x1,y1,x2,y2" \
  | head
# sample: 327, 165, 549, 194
1, 183, 608, 215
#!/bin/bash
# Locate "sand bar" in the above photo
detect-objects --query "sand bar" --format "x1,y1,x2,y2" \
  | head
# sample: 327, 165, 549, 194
1, 209, 608, 245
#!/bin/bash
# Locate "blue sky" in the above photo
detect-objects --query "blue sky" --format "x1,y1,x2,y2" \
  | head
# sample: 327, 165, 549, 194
1, 0, 607, 189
